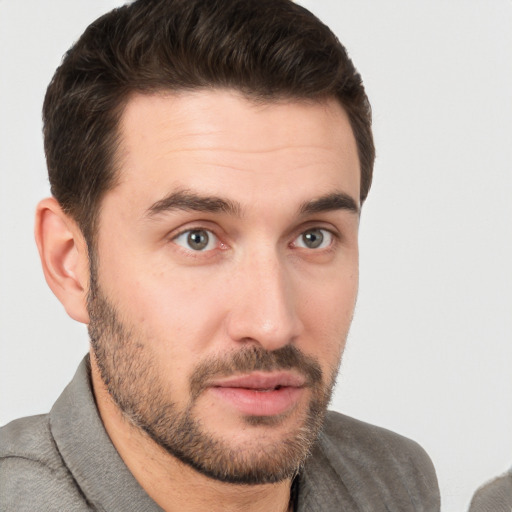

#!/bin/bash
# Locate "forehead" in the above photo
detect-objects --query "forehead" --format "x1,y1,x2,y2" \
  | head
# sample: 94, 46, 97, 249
111, 89, 360, 212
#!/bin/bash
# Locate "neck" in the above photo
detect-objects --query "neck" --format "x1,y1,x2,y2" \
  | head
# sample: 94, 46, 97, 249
90, 355, 293, 512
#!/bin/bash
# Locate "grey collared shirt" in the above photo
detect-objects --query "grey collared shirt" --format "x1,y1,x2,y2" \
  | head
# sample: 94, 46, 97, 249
0, 357, 440, 511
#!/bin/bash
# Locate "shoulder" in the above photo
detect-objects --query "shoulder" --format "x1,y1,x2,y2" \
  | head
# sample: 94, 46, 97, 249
321, 410, 436, 471
300, 411, 440, 511
1, 414, 56, 464
468, 468, 512, 512
0, 415, 91, 512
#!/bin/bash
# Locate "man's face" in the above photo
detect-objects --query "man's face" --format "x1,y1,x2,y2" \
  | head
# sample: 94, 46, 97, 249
88, 90, 360, 484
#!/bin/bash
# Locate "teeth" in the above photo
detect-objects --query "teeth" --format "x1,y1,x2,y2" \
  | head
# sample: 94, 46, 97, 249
238, 385, 284, 392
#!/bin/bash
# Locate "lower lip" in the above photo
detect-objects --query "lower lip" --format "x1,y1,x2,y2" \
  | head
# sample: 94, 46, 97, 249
208, 386, 304, 416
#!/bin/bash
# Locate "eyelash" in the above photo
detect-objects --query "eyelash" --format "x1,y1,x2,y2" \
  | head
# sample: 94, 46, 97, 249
170, 225, 338, 254
291, 228, 335, 250
173, 228, 222, 252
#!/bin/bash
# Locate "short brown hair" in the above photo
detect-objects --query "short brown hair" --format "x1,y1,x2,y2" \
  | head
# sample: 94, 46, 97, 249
43, 0, 375, 244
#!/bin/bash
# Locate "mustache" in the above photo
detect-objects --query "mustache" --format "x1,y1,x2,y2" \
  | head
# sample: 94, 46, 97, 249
189, 345, 323, 400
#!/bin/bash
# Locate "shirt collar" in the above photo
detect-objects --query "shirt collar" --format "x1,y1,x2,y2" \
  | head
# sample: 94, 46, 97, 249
50, 356, 162, 512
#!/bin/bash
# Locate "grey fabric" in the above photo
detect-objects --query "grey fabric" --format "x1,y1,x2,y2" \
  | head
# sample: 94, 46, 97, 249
1, 356, 440, 511
296, 412, 440, 512
468, 468, 512, 512
0, 358, 159, 512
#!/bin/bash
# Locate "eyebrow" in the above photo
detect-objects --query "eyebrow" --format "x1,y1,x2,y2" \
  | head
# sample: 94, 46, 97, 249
145, 189, 359, 219
299, 192, 360, 216
145, 190, 242, 218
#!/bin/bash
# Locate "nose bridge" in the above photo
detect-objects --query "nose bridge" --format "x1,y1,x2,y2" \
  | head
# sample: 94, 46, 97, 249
226, 244, 302, 350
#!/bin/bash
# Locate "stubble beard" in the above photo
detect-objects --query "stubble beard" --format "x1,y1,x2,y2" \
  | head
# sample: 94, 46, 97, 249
87, 265, 340, 485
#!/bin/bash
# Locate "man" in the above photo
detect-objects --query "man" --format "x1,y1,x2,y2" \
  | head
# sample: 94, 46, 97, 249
0, 0, 440, 510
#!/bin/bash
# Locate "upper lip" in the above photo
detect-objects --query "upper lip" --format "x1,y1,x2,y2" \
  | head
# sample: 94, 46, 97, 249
210, 372, 306, 390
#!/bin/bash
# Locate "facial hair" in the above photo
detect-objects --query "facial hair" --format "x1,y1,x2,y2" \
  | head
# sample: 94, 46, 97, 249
87, 267, 340, 484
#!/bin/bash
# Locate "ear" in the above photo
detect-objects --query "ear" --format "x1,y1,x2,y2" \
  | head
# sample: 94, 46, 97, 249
35, 197, 90, 324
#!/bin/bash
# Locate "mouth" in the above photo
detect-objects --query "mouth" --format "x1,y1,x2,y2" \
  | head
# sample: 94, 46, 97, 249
207, 372, 307, 417
212, 371, 306, 389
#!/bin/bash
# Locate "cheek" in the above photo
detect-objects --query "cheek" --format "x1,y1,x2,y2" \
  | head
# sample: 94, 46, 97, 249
102, 272, 225, 404
298, 269, 358, 365
110, 264, 228, 355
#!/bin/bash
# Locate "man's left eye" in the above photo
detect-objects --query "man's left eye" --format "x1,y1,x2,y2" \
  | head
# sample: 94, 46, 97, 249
173, 229, 218, 251
293, 228, 333, 249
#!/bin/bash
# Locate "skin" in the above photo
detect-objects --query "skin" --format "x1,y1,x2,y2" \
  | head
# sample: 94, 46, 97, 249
35, 90, 361, 512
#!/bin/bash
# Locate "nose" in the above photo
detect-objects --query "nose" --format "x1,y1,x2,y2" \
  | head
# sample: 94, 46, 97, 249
225, 249, 304, 351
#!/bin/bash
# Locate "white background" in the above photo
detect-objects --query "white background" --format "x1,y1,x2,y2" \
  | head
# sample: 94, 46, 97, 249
1, 1, 511, 511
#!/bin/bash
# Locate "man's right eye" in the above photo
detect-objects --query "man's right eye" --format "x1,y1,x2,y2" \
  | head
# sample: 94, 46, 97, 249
173, 229, 218, 251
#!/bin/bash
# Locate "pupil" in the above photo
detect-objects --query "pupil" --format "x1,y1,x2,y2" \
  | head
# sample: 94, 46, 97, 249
303, 229, 323, 248
188, 230, 209, 250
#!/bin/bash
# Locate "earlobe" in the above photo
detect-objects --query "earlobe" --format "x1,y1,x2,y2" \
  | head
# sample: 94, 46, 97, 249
35, 197, 90, 324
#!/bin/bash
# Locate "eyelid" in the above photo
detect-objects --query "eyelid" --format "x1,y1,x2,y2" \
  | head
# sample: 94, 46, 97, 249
166, 218, 222, 242
289, 219, 341, 241
292, 227, 336, 250
172, 227, 221, 252
166, 220, 341, 254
